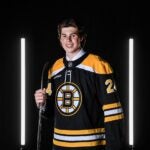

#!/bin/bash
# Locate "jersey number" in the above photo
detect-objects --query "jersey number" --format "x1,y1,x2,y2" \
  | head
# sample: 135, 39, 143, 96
105, 79, 115, 94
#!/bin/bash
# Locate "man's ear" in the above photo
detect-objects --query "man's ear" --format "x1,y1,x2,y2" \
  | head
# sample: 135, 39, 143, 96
59, 40, 62, 47
80, 37, 83, 42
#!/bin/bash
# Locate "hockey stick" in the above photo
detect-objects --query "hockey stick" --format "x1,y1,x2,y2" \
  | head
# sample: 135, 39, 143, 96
37, 62, 49, 150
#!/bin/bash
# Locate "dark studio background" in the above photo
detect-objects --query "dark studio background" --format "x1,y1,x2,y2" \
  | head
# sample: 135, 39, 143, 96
0, 0, 149, 150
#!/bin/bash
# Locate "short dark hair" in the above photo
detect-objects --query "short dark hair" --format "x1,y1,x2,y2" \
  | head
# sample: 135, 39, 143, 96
57, 18, 87, 48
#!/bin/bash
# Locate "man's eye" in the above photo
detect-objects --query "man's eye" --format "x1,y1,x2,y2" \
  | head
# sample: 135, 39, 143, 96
71, 34, 77, 38
61, 35, 66, 38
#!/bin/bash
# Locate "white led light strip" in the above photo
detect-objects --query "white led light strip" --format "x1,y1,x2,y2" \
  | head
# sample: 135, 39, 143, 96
21, 38, 26, 146
129, 38, 134, 147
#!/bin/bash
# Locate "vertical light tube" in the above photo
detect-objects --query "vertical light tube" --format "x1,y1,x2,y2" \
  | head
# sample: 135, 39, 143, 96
21, 38, 26, 146
129, 38, 134, 147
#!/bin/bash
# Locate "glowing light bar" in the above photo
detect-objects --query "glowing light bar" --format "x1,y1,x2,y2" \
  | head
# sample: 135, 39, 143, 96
129, 38, 134, 146
21, 38, 26, 146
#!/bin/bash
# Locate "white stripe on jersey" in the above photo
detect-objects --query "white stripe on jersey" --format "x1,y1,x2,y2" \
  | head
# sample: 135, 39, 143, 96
54, 133, 105, 142
51, 67, 65, 77
104, 108, 123, 116
76, 64, 94, 73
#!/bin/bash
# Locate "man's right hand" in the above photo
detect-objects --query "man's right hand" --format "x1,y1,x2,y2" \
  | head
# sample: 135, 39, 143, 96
34, 89, 47, 108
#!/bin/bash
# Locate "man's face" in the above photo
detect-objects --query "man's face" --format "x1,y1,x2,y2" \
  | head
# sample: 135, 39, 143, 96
60, 27, 82, 55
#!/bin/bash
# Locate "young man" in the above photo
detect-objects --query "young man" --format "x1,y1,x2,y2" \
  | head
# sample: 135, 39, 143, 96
34, 18, 124, 150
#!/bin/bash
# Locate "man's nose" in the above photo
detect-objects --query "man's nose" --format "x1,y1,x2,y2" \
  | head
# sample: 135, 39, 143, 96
66, 36, 71, 41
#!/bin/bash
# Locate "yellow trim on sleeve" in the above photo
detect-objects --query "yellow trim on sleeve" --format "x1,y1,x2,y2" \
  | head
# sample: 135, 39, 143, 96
104, 113, 124, 122
102, 102, 121, 110
54, 128, 105, 135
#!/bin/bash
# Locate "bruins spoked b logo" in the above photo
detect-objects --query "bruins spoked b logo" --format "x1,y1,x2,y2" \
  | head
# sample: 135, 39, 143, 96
55, 82, 82, 116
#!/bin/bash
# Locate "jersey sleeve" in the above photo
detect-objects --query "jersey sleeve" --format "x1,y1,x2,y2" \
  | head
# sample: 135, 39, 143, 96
95, 60, 125, 150
42, 67, 55, 119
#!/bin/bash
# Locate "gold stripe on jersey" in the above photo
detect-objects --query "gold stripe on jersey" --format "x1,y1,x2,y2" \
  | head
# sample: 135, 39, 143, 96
53, 139, 106, 147
81, 54, 113, 74
104, 114, 124, 122
54, 127, 105, 135
102, 102, 121, 110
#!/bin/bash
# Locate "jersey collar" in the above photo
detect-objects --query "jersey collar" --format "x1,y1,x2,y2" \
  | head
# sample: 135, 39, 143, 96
66, 49, 86, 61
63, 51, 89, 69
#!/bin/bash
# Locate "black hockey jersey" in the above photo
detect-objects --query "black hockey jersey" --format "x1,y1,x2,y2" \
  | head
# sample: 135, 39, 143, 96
45, 52, 124, 150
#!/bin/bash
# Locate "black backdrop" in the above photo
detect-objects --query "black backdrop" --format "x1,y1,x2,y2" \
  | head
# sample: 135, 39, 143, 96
0, 1, 149, 150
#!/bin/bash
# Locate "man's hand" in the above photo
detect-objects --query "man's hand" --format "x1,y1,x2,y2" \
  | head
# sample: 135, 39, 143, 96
34, 88, 47, 108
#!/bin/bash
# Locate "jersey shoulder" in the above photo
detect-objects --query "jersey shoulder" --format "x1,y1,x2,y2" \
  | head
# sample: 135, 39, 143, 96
82, 53, 113, 74
48, 57, 64, 79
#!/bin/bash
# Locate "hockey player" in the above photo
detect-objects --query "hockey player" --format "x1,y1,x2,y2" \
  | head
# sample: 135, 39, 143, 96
34, 18, 125, 150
